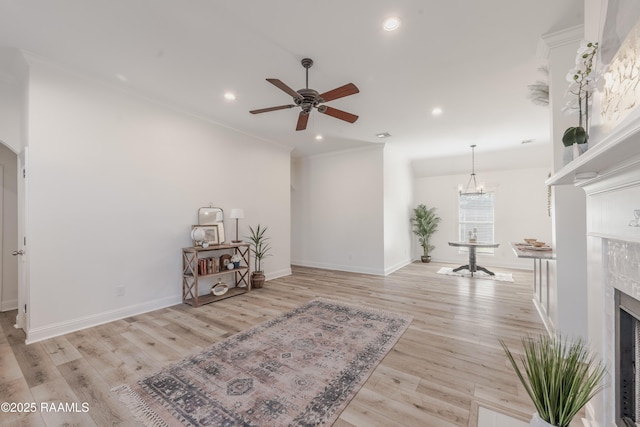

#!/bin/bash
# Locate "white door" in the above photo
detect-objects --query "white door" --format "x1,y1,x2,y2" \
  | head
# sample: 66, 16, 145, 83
15, 148, 28, 332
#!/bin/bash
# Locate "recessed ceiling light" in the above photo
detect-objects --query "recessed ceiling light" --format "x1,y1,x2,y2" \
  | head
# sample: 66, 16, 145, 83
315, 134, 323, 141
376, 132, 391, 138
224, 92, 236, 101
383, 17, 401, 32
116, 74, 128, 82
431, 107, 443, 116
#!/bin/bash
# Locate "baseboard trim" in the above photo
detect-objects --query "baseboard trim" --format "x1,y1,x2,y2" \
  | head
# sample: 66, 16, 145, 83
266, 268, 292, 281
1, 298, 18, 312
384, 259, 413, 275
25, 295, 182, 344
290, 260, 385, 276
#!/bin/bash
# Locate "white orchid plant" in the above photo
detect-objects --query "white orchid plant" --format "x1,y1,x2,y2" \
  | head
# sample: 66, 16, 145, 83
563, 41, 599, 147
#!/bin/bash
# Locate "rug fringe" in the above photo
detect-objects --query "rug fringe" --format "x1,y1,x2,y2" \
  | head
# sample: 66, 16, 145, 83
112, 384, 169, 427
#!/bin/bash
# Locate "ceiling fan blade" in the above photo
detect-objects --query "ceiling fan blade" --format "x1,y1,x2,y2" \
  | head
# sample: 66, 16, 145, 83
296, 111, 309, 131
319, 83, 359, 102
266, 78, 303, 101
318, 106, 359, 123
250, 105, 296, 114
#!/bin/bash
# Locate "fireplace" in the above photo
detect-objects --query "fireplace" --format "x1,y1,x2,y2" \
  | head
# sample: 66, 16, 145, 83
616, 289, 640, 426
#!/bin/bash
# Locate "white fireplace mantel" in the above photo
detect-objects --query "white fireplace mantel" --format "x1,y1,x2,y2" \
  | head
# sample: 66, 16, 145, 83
550, 109, 640, 426
546, 106, 640, 188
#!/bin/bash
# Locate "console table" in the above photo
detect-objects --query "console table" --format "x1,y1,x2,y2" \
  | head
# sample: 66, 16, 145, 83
448, 241, 500, 277
510, 242, 555, 319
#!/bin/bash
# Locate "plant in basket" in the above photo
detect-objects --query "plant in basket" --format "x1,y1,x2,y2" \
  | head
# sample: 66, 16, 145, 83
247, 224, 271, 288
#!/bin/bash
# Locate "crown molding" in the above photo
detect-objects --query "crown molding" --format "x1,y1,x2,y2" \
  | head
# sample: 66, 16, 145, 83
537, 25, 584, 59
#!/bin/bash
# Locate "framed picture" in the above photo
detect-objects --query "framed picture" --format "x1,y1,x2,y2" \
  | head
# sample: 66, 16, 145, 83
191, 224, 219, 246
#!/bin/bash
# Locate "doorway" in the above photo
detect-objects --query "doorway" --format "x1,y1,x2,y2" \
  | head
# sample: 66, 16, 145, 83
0, 142, 18, 313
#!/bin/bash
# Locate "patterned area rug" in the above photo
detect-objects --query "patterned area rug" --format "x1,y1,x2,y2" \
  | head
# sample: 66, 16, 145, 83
437, 267, 514, 282
114, 298, 412, 426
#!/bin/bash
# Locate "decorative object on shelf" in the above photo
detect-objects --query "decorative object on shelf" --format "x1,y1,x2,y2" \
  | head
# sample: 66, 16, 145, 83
459, 145, 484, 196
499, 334, 606, 427
247, 224, 271, 288
198, 205, 226, 243
190, 226, 206, 247
562, 41, 599, 165
219, 253, 232, 269
211, 280, 229, 296
192, 224, 219, 246
629, 209, 640, 227
229, 208, 244, 243
411, 204, 441, 263
231, 253, 242, 268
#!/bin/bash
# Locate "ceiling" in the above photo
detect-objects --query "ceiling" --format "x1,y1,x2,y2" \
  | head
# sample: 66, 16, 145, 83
0, 0, 583, 164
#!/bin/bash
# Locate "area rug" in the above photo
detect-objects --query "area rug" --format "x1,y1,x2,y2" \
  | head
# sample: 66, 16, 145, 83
437, 267, 514, 282
113, 298, 412, 426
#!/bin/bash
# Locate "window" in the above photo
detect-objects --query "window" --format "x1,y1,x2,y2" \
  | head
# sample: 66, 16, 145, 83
458, 193, 495, 254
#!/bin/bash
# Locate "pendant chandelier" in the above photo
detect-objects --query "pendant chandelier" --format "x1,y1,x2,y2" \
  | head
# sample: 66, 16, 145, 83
459, 144, 484, 196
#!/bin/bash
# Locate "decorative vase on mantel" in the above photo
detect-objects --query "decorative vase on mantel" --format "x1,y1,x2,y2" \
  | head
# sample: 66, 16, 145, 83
562, 126, 588, 166
562, 41, 598, 166
530, 413, 554, 427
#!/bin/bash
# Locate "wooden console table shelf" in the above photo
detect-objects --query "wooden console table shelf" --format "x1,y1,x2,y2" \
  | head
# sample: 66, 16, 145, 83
182, 243, 251, 307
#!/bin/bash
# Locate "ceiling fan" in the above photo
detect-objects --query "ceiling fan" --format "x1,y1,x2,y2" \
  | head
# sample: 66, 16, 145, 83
250, 58, 359, 131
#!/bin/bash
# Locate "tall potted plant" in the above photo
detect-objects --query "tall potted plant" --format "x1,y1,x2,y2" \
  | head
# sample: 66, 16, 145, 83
500, 335, 606, 427
411, 204, 441, 263
247, 224, 271, 289
562, 41, 598, 164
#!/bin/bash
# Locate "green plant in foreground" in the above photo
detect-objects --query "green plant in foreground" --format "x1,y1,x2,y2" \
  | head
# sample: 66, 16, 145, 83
500, 335, 605, 427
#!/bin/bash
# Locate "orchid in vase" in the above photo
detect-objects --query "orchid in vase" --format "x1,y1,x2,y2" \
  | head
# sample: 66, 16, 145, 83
562, 41, 599, 149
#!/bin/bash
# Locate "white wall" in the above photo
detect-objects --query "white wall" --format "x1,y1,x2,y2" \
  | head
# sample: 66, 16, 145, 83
24, 57, 291, 342
291, 146, 385, 274
0, 47, 27, 154
383, 145, 413, 274
413, 167, 553, 270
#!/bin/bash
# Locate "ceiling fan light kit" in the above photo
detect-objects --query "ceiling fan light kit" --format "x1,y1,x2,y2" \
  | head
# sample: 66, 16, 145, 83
250, 58, 359, 131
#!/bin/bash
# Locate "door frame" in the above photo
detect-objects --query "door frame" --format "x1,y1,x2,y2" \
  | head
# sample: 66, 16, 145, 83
15, 148, 28, 332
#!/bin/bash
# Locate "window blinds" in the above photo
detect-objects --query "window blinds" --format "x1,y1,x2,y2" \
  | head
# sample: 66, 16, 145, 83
458, 193, 495, 253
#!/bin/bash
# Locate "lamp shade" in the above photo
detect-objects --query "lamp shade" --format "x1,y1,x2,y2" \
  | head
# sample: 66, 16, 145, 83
229, 208, 244, 219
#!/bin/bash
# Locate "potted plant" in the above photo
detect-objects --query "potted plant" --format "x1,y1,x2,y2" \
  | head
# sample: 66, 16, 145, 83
247, 224, 271, 288
562, 41, 598, 164
411, 204, 441, 262
500, 334, 606, 427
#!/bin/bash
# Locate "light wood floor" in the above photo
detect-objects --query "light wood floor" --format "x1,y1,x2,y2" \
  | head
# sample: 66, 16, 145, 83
0, 262, 546, 426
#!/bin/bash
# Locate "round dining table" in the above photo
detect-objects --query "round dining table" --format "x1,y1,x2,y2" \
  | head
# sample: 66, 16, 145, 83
448, 241, 500, 277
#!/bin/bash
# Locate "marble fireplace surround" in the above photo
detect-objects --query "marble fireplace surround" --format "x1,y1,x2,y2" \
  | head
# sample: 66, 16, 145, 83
549, 107, 640, 426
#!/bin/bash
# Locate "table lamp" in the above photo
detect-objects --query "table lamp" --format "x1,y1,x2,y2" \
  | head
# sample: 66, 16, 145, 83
229, 208, 244, 243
